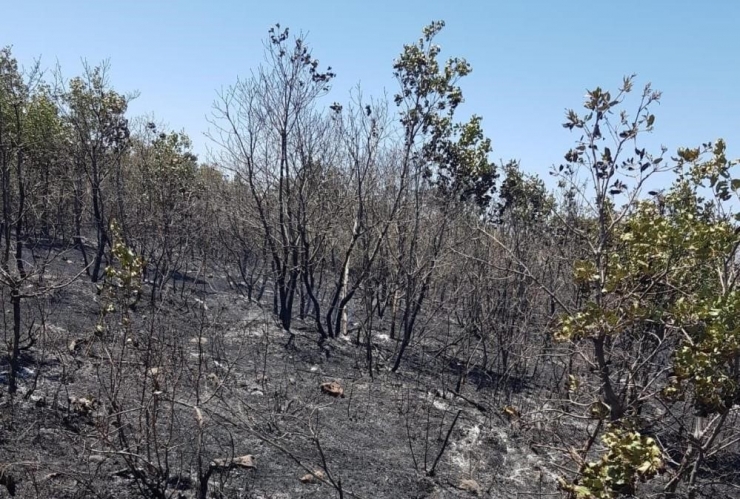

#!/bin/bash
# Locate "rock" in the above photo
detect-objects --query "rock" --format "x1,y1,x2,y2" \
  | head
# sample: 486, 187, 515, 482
232, 454, 256, 469
299, 469, 326, 484
458, 478, 481, 496
210, 454, 256, 471
320, 381, 345, 398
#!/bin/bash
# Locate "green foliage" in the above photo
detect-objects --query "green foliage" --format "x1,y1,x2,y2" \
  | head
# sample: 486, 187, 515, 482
140, 125, 198, 209
106, 223, 144, 296
98, 221, 144, 330
24, 89, 65, 160
596, 144, 740, 417
65, 68, 130, 153
554, 76, 740, 496
559, 427, 664, 499
496, 161, 553, 224
0, 46, 27, 112
393, 21, 496, 207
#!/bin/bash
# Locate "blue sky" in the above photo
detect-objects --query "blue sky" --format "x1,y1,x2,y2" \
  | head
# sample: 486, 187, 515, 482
3, 0, 739, 185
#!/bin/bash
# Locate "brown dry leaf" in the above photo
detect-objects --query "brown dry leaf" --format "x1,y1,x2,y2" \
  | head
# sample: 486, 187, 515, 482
568, 446, 585, 467
299, 469, 326, 484
320, 381, 344, 398
502, 405, 521, 419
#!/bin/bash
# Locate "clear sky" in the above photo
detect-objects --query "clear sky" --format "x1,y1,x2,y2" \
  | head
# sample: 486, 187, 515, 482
3, 0, 739, 185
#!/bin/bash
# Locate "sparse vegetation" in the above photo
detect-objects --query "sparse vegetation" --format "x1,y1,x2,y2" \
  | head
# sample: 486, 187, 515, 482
1, 21, 739, 499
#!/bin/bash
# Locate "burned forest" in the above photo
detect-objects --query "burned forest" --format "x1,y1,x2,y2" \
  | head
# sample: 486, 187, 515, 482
1, 22, 740, 499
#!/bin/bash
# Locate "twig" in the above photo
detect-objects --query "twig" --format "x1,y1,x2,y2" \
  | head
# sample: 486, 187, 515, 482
315, 434, 344, 499
427, 409, 462, 477
450, 389, 488, 413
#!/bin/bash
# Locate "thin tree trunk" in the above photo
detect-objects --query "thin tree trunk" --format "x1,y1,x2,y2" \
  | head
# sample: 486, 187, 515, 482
8, 287, 21, 394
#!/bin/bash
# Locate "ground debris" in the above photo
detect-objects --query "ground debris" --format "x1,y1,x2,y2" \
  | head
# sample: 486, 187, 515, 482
68, 396, 97, 415
299, 469, 326, 484
457, 478, 482, 496
210, 455, 256, 471
320, 381, 345, 398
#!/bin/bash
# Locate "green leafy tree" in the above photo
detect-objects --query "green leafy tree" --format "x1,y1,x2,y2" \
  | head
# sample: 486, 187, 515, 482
390, 21, 497, 371
552, 77, 740, 498
127, 124, 199, 303
0, 48, 76, 394
0, 46, 31, 394
59, 62, 131, 282
393, 21, 495, 208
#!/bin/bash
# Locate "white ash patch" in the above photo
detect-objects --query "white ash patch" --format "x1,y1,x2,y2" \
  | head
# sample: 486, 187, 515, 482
450, 424, 481, 470
433, 399, 449, 411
